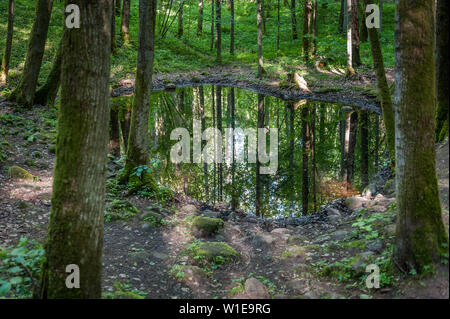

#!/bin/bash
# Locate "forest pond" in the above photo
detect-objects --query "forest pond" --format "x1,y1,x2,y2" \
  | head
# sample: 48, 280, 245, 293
112, 85, 383, 218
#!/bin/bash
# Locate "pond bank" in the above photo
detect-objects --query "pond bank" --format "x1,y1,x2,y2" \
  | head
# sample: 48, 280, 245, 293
111, 65, 383, 114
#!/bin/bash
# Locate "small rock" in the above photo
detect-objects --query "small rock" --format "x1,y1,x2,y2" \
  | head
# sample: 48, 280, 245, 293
242, 278, 270, 299
345, 197, 368, 210
179, 204, 198, 215
252, 234, 275, 248
366, 240, 383, 253
141, 223, 152, 232
330, 230, 348, 241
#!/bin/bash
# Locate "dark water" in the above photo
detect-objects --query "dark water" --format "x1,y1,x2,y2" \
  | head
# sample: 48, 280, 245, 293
112, 85, 383, 218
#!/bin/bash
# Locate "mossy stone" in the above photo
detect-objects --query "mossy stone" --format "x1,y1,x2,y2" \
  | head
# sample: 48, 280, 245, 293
192, 216, 224, 236
197, 242, 240, 263
8, 166, 37, 181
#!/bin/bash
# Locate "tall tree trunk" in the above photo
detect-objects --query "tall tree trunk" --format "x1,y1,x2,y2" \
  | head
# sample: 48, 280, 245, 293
120, 105, 131, 152
302, 1, 313, 61
277, 0, 280, 50
40, 0, 112, 299
302, 104, 310, 215
351, 0, 361, 66
111, 0, 117, 54
230, 0, 235, 54
374, 115, 379, 170
256, 94, 264, 217
359, 1, 368, 42
262, 0, 266, 34
339, 110, 346, 179
312, 106, 317, 212
121, 0, 131, 43
345, 0, 355, 75
197, 0, 204, 36
290, 0, 298, 40
361, 110, 369, 190
216, 85, 223, 202
343, 111, 358, 190
215, 0, 222, 62
34, 38, 62, 106
338, 0, 344, 34
178, 0, 183, 37
364, 0, 395, 166
210, 0, 215, 50
120, 0, 157, 191
312, 0, 318, 55
199, 86, 208, 202
212, 85, 216, 203
230, 87, 237, 210
9, 0, 53, 106
257, 0, 264, 77
435, 0, 449, 142
1, 0, 14, 84
394, 0, 448, 273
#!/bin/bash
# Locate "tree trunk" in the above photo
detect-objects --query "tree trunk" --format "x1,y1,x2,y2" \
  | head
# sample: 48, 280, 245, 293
199, 86, 208, 202
435, 0, 449, 142
359, 1, 368, 42
351, 0, 361, 66
210, 0, 215, 50
215, 0, 222, 62
361, 110, 369, 189
230, 0, 234, 54
277, 0, 280, 50
290, 0, 298, 40
343, 111, 357, 190
111, 0, 117, 54
302, 1, 313, 61
257, 0, 264, 77
374, 115, 379, 170
338, 0, 344, 33
364, 0, 395, 166
302, 104, 310, 215
40, 0, 112, 299
312, 106, 317, 212
312, 0, 318, 55
120, 105, 131, 152
216, 85, 223, 202
345, 0, 355, 75
178, 0, 183, 37
230, 87, 237, 210
121, 0, 131, 43
394, 0, 448, 273
9, 0, 53, 106
1, 0, 14, 84
256, 94, 264, 217
197, 0, 204, 36
120, 0, 157, 190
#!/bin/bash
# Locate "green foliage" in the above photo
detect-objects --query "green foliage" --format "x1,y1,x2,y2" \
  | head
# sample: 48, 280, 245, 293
0, 238, 45, 298
103, 281, 147, 299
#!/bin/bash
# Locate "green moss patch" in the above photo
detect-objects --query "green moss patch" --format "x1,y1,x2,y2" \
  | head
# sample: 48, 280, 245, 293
8, 166, 38, 181
192, 216, 224, 237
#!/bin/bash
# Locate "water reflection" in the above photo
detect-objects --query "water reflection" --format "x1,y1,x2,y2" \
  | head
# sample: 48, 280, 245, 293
112, 85, 383, 218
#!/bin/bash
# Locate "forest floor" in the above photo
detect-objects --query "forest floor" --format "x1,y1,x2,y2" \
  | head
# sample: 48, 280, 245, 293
112, 63, 389, 114
0, 102, 448, 299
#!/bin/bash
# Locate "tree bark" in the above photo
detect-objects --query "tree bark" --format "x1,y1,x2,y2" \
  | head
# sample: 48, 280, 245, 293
34, 37, 62, 106
230, 87, 237, 210
230, 0, 235, 54
211, 0, 215, 50
302, 1, 313, 61
364, 0, 395, 166
197, 0, 204, 36
9, 0, 53, 106
215, 0, 222, 62
435, 0, 449, 142
216, 85, 223, 202
360, 110, 369, 189
40, 0, 112, 299
121, 0, 131, 43
1, 0, 14, 84
343, 110, 357, 190
345, 0, 355, 75
393, 0, 448, 273
256, 94, 264, 217
302, 104, 310, 215
291, 0, 298, 40
338, 0, 344, 34
178, 0, 184, 37
111, 0, 117, 54
257, 0, 264, 77
351, 0, 361, 66
121, 0, 157, 190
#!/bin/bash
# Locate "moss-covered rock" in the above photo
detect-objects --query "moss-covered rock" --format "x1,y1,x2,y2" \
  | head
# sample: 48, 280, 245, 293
197, 242, 240, 263
8, 166, 37, 181
192, 216, 224, 237
287, 234, 308, 246
105, 199, 140, 222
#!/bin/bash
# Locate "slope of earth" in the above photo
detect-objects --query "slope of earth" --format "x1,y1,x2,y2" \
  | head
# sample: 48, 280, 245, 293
0, 102, 448, 299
